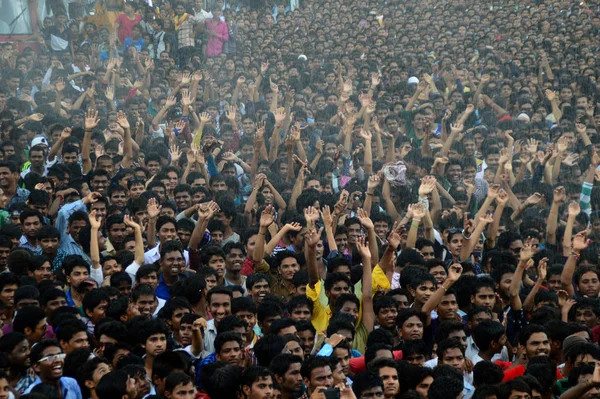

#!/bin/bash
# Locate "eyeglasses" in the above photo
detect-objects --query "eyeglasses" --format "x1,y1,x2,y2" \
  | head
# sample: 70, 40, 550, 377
448, 228, 463, 234
38, 353, 66, 363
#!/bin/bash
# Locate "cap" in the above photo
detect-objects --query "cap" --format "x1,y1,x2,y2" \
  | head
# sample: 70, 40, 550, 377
298, 54, 307, 61
517, 113, 531, 122
31, 137, 49, 147
408, 76, 419, 84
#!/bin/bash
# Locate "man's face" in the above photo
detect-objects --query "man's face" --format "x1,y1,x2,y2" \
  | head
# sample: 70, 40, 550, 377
524, 332, 550, 359
211, 180, 227, 192
147, 161, 161, 175
135, 294, 158, 318
67, 266, 89, 288
1, 284, 18, 307
358, 386, 384, 399
174, 190, 192, 211
23, 216, 42, 238
378, 366, 399, 398
347, 223, 361, 245
0, 167, 15, 188
440, 348, 465, 373
376, 306, 398, 329
161, 250, 184, 278
144, 333, 166, 357
158, 222, 177, 244
34, 346, 65, 382
278, 362, 302, 394
243, 376, 274, 399
209, 293, 231, 324
91, 175, 109, 194
63, 331, 90, 353
216, 340, 242, 366
29, 150, 46, 169
298, 330, 315, 357
167, 172, 179, 190
413, 281, 435, 305
306, 366, 334, 390
400, 316, 424, 341
226, 249, 245, 273
249, 279, 270, 304
290, 305, 311, 321
31, 261, 53, 283
579, 271, 600, 298
471, 287, 496, 310
576, 307, 599, 329
108, 223, 127, 244
278, 257, 300, 282
169, 381, 196, 399
438, 294, 459, 321
110, 191, 127, 208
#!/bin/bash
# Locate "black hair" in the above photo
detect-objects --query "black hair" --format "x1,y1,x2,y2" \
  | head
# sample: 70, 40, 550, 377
472, 360, 504, 387
269, 353, 303, 377
472, 319, 505, 352
254, 334, 286, 367
428, 376, 463, 399
365, 343, 392, 366
13, 306, 46, 334
165, 371, 193, 393
152, 351, 188, 379
214, 331, 243, 355
352, 371, 383, 398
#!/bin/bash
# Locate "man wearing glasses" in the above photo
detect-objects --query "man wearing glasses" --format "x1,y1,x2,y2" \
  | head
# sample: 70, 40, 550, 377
23, 339, 82, 399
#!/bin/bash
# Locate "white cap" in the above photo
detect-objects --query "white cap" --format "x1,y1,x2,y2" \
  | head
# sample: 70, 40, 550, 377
517, 113, 530, 122
298, 54, 307, 61
31, 136, 49, 147
408, 76, 419, 84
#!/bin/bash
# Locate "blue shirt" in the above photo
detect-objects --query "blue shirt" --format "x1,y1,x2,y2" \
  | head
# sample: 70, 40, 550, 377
23, 376, 82, 399
54, 199, 92, 264
156, 273, 186, 300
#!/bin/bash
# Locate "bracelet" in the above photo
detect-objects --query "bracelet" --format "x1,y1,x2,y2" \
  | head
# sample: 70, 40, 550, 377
366, 193, 374, 196
259, 232, 266, 235
411, 222, 419, 229
462, 231, 472, 240
571, 251, 581, 259
440, 285, 447, 292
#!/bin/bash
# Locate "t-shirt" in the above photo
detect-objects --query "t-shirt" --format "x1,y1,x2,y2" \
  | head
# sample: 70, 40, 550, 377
115, 13, 142, 43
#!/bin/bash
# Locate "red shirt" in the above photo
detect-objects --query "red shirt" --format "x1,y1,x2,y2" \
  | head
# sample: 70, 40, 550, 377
350, 350, 403, 374
115, 13, 142, 43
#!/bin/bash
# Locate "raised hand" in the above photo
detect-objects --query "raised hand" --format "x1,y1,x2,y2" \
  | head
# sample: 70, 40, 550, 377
359, 129, 372, 141
123, 214, 141, 230
320, 205, 334, 230
304, 206, 320, 226
538, 257, 548, 282
553, 186, 566, 204
447, 263, 463, 282
200, 112, 211, 123
274, 108, 286, 124
496, 189, 509, 207
116, 111, 130, 129
55, 78, 66, 92
367, 174, 380, 191
356, 208, 374, 230
198, 201, 219, 220
525, 192, 543, 206
450, 123, 464, 134
61, 127, 72, 140
165, 95, 177, 108
356, 235, 371, 260
225, 105, 237, 121
147, 198, 162, 219
88, 209, 102, 229
520, 238, 536, 262
568, 201, 581, 218
170, 143, 181, 163
305, 226, 324, 248
418, 175, 437, 196
260, 205, 275, 228
412, 202, 426, 220
85, 109, 100, 130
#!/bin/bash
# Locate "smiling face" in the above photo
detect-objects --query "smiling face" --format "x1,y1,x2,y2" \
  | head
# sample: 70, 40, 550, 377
278, 257, 300, 282
34, 346, 65, 382
523, 332, 550, 359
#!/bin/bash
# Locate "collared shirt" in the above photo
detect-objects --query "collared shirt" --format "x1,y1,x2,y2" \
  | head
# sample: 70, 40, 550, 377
144, 245, 190, 267
270, 275, 296, 302
23, 376, 82, 399
9, 187, 30, 207
33, 249, 69, 273
19, 235, 41, 252
465, 336, 509, 363
176, 16, 198, 48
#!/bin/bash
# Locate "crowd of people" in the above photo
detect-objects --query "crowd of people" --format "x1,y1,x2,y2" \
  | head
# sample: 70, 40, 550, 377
0, 0, 600, 398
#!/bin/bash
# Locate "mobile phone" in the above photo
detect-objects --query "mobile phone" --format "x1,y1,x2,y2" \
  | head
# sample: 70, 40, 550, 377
320, 388, 340, 399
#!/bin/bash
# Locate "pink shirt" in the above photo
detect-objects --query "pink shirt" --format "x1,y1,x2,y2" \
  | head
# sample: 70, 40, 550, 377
205, 19, 229, 57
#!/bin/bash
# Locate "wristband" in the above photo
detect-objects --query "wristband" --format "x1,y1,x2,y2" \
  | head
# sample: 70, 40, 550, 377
411, 222, 419, 229
440, 284, 447, 292
571, 251, 581, 260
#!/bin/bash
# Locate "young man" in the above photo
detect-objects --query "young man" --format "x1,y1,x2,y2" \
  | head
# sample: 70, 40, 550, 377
301, 356, 334, 394
78, 357, 112, 399
19, 208, 43, 252
471, 320, 507, 364
145, 216, 189, 267
202, 287, 233, 357
503, 324, 551, 381
239, 366, 275, 399
56, 319, 90, 354
352, 372, 385, 399
215, 331, 244, 367
0, 273, 18, 322
223, 242, 247, 290
132, 284, 159, 318
369, 359, 400, 399
164, 372, 196, 399
23, 339, 83, 398
96, 369, 138, 399
156, 241, 188, 300
269, 354, 303, 399
247, 273, 271, 305
232, 297, 259, 348
13, 306, 47, 346
0, 332, 31, 394
138, 319, 169, 380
